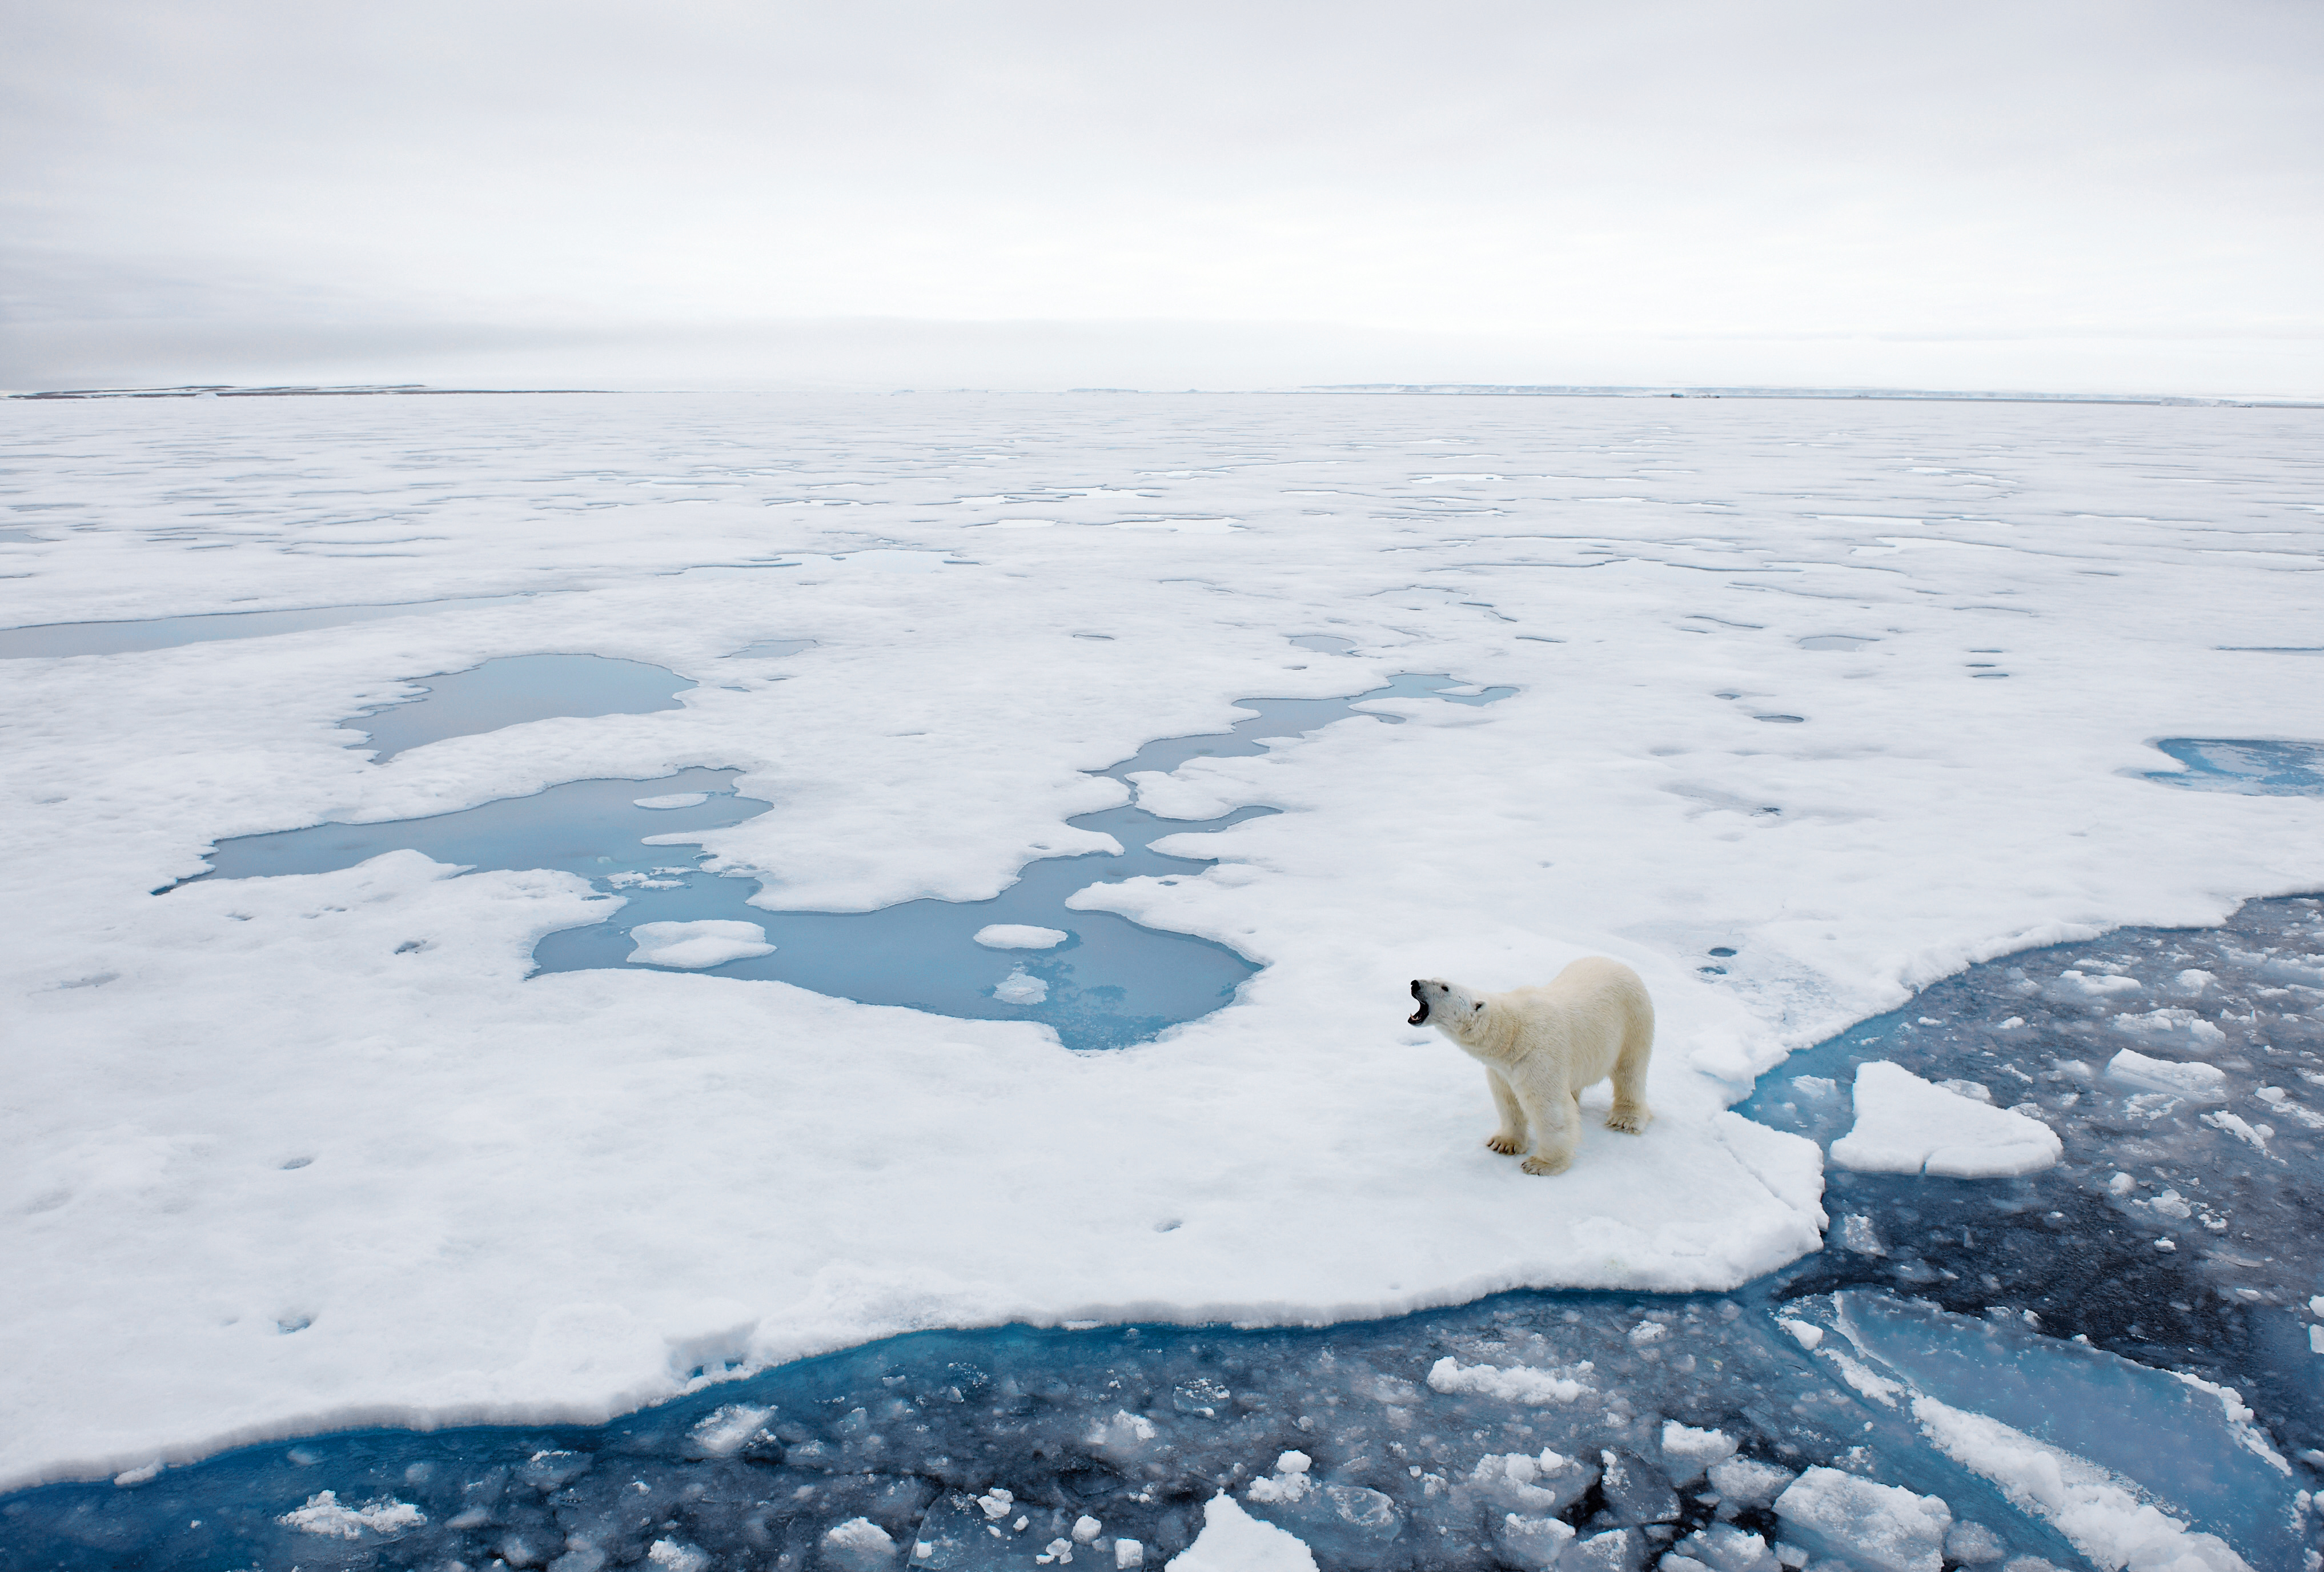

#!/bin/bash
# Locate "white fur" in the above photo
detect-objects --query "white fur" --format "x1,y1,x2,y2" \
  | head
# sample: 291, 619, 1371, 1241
1409, 958, 1655, 1176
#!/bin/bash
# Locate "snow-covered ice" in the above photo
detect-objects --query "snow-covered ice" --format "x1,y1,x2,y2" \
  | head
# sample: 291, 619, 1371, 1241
3, 391, 2322, 1519
1828, 1061, 2062, 1177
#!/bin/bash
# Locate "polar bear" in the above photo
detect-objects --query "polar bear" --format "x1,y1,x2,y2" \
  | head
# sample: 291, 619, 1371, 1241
1408, 958, 1654, 1176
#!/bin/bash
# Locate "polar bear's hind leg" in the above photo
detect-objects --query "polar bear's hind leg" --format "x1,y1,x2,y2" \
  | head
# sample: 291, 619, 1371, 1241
1484, 1069, 1527, 1154
1605, 1014, 1655, 1135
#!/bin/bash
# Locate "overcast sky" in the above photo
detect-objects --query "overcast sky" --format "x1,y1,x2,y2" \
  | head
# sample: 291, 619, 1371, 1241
4, 1, 2319, 393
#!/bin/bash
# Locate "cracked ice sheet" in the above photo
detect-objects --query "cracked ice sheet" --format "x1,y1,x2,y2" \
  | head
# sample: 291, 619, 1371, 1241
5, 393, 2324, 1489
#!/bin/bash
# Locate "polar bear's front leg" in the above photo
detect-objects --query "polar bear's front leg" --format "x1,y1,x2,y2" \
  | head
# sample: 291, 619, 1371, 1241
1518, 1088, 1582, 1177
1483, 1069, 1527, 1155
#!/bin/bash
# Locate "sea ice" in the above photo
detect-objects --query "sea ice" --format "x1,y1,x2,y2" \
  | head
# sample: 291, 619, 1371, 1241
1828, 1061, 2062, 1177
5, 391, 2322, 1505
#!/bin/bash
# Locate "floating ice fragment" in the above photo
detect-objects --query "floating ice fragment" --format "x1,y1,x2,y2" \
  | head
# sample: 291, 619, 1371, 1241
625, 920, 776, 969
1166, 1494, 1316, 1571
1773, 1467, 1949, 1572
633, 792, 711, 809
1673, 1522, 1781, 1571
1117, 1541, 1145, 1569
1568, 1529, 1645, 1570
1494, 1510, 1575, 1569
278, 1490, 426, 1539
1661, 1420, 1739, 1482
648, 1542, 710, 1572
1943, 1520, 2008, 1563
111, 1461, 160, 1486
1598, 1448, 1680, 1525
2105, 1049, 2227, 1102
1839, 1214, 1888, 1256
2202, 1111, 2274, 1153
1779, 1318, 1824, 1350
2060, 970, 2143, 997
1426, 1354, 1593, 1404
1708, 1457, 1796, 1509
1829, 1061, 2061, 1177
687, 1403, 772, 1455
993, 967, 1050, 1004
1074, 1515, 1103, 1543
974, 924, 1069, 949
822, 1517, 898, 1570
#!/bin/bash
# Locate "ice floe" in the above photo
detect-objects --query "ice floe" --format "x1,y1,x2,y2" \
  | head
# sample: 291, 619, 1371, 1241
1828, 1060, 2063, 1177
624, 919, 776, 969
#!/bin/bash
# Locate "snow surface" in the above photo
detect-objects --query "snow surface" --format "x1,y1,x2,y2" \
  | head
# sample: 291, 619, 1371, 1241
1828, 1060, 2064, 1177
3, 392, 2322, 1487
624, 919, 777, 969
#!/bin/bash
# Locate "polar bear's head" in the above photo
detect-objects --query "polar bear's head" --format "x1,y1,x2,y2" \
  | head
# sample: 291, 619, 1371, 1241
1409, 978, 1487, 1038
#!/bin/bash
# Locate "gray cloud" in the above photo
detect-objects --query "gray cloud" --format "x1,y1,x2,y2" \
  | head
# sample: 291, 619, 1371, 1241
5, 1, 2319, 391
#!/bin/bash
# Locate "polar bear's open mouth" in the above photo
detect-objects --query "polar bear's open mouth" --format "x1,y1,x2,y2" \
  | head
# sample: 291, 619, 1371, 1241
1408, 980, 1430, 1026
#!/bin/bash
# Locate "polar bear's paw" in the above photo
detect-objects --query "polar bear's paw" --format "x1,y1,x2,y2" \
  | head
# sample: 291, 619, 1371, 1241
1485, 1133, 1524, 1155
1604, 1107, 1652, 1135
1520, 1152, 1572, 1177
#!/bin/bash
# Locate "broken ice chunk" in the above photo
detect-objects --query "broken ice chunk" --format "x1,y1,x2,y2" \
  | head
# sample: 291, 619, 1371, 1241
822, 1517, 898, 1571
1597, 1448, 1679, 1526
1492, 1511, 1574, 1569
1425, 1355, 1593, 1403
633, 793, 710, 809
1661, 1421, 1739, 1483
1829, 1062, 2061, 1177
1707, 1457, 1796, 1510
1672, 1522, 1781, 1571
276, 1490, 425, 1539
1773, 1467, 1950, 1572
2105, 1049, 2228, 1102
1166, 1494, 1316, 1571
1943, 1520, 2008, 1564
